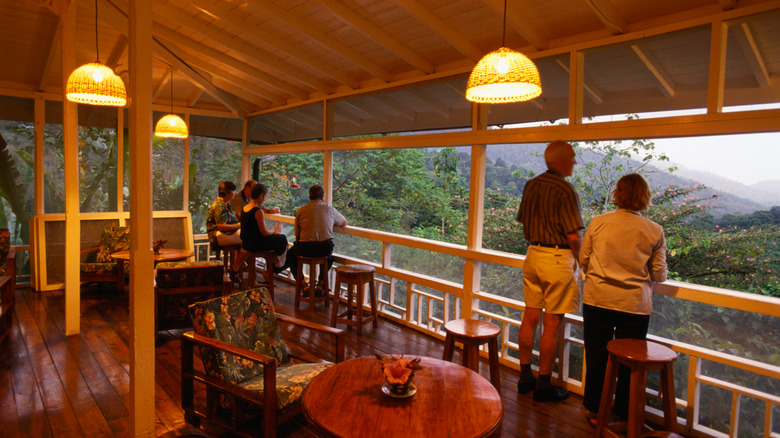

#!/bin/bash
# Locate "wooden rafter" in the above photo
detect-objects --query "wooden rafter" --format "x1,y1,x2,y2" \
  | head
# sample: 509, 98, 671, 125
393, 0, 484, 62
407, 89, 450, 118
583, 0, 628, 35
186, 0, 358, 89
732, 22, 771, 88
97, 0, 245, 116
555, 58, 603, 104
245, 0, 393, 82
105, 34, 128, 70
313, 0, 434, 74
38, 16, 60, 91
152, 68, 171, 103
482, 0, 549, 51
154, 24, 310, 100
631, 44, 676, 97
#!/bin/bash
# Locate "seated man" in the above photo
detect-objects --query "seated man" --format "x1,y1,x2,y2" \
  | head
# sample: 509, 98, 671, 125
284, 185, 347, 285
206, 181, 241, 246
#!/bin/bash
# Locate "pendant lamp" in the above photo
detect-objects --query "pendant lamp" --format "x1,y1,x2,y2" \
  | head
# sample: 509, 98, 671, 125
154, 71, 189, 139
66, 0, 127, 106
465, 0, 541, 103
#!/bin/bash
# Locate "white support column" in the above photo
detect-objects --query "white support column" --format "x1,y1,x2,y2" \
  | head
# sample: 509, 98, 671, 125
117, 106, 124, 211
61, 0, 80, 336
707, 20, 727, 114
462, 102, 488, 318
128, 0, 156, 435
34, 96, 45, 216
323, 100, 334, 202
568, 51, 585, 125
241, 117, 251, 182
182, 113, 190, 211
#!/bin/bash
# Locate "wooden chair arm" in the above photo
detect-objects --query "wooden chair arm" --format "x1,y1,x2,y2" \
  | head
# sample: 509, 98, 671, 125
5, 250, 15, 279
276, 313, 345, 363
80, 246, 100, 255
182, 331, 276, 366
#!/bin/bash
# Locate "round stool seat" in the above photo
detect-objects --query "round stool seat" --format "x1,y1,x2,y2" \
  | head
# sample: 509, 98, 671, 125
608, 338, 677, 364
335, 264, 375, 276
442, 319, 501, 389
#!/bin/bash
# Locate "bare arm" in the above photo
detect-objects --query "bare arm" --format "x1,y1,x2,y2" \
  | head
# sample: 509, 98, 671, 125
566, 229, 582, 260
255, 209, 279, 236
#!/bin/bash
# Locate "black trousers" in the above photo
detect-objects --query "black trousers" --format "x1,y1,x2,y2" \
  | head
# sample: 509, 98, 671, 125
286, 240, 335, 280
582, 304, 650, 418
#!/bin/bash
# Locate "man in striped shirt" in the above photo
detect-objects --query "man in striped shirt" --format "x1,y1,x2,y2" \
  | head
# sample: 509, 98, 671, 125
515, 140, 584, 403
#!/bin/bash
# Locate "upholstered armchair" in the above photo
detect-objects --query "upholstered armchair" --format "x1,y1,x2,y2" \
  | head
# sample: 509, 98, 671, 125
155, 261, 230, 334
80, 226, 130, 289
181, 287, 345, 438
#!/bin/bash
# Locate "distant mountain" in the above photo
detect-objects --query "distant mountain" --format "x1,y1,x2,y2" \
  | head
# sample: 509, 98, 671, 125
653, 162, 779, 208
485, 144, 771, 218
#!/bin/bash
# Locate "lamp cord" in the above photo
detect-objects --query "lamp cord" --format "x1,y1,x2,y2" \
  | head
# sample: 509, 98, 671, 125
501, 0, 508, 47
95, 0, 100, 63
170, 70, 174, 113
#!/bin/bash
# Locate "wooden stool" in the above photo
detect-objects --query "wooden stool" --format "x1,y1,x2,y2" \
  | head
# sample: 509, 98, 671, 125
295, 256, 330, 309
330, 264, 378, 335
247, 250, 276, 300
442, 319, 501, 390
213, 242, 241, 274
596, 339, 678, 438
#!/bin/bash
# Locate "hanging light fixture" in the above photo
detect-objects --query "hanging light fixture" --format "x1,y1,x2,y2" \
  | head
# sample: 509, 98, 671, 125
154, 70, 189, 138
66, 0, 127, 106
466, 0, 541, 103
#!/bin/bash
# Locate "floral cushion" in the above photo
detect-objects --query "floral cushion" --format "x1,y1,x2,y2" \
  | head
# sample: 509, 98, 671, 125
188, 288, 290, 385
80, 262, 129, 275
95, 226, 130, 263
238, 363, 331, 410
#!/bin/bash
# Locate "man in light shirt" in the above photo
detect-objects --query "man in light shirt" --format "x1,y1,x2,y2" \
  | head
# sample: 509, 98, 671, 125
283, 185, 347, 287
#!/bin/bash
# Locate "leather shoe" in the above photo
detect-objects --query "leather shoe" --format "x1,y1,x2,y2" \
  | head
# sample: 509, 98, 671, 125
516, 377, 536, 394
532, 386, 569, 402
585, 411, 598, 428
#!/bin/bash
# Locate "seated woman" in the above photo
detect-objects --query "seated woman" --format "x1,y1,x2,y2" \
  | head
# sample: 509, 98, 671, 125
231, 183, 288, 281
579, 173, 667, 427
206, 181, 241, 246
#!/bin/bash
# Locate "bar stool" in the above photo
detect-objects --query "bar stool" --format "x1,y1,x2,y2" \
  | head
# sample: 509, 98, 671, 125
442, 319, 501, 389
596, 339, 678, 438
246, 250, 276, 299
295, 256, 330, 309
330, 264, 378, 335
212, 242, 241, 275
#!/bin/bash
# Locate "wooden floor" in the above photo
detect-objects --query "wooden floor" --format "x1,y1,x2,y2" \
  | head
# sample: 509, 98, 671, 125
0, 281, 596, 438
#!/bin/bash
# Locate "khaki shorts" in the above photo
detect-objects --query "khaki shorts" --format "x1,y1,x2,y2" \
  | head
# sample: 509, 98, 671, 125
522, 245, 581, 314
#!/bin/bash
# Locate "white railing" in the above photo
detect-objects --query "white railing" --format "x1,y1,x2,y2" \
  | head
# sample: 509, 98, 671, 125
196, 218, 780, 437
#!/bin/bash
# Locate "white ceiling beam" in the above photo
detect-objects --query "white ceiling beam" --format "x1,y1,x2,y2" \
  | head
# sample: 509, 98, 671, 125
246, 0, 392, 82
154, 24, 308, 99
341, 100, 389, 123
630, 45, 676, 97
38, 16, 60, 91
312, 0, 435, 74
583, 0, 628, 35
152, 69, 171, 103
186, 0, 358, 89
407, 89, 450, 118
393, 0, 484, 62
482, 0, 549, 51
732, 22, 771, 88
105, 34, 128, 70
555, 59, 603, 104
187, 88, 203, 107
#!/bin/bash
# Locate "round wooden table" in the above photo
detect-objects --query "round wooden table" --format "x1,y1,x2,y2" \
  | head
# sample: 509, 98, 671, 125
111, 248, 194, 291
302, 356, 503, 438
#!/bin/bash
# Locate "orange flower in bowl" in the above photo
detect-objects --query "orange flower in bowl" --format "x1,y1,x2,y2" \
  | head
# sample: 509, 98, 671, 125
383, 358, 413, 384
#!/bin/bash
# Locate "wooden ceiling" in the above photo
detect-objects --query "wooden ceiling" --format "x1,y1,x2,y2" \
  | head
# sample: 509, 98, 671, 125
1, 0, 779, 140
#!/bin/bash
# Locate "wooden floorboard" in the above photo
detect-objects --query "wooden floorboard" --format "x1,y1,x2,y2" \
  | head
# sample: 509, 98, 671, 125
0, 283, 596, 437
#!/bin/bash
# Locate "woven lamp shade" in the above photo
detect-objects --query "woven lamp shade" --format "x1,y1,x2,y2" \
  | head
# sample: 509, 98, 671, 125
155, 114, 189, 138
466, 47, 542, 103
66, 62, 127, 106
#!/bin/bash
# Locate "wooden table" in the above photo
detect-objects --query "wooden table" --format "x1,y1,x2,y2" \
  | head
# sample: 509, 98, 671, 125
302, 356, 503, 438
111, 248, 194, 291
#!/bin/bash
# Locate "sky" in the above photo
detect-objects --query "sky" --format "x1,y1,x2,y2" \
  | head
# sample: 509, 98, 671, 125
652, 132, 779, 186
